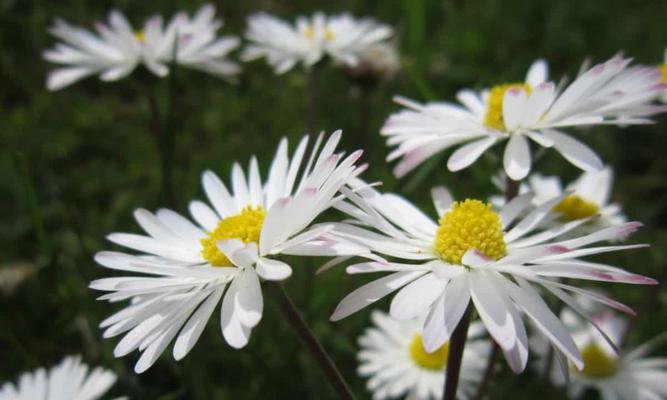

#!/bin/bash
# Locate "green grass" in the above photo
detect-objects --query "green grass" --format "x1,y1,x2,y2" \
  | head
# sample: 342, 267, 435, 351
1, 0, 667, 398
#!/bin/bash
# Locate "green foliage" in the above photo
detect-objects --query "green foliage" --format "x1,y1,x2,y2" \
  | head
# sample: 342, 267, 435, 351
1, 0, 666, 398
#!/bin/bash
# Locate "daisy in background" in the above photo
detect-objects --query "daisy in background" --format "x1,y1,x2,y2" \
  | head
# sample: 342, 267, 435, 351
383, 56, 667, 180
242, 12, 393, 74
44, 4, 240, 90
336, 42, 401, 81
358, 310, 490, 400
328, 183, 656, 374
0, 355, 122, 400
491, 166, 627, 236
91, 131, 367, 373
534, 301, 667, 399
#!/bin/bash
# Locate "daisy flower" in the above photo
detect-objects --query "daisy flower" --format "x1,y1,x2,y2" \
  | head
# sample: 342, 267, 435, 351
242, 12, 393, 74
337, 42, 400, 81
492, 166, 626, 235
358, 310, 490, 400
0, 355, 120, 400
535, 306, 667, 400
43, 4, 239, 90
91, 131, 366, 373
382, 56, 667, 180
329, 184, 656, 374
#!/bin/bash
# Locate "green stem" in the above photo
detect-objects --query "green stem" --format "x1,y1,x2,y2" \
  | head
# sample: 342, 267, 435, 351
443, 306, 471, 400
269, 283, 356, 400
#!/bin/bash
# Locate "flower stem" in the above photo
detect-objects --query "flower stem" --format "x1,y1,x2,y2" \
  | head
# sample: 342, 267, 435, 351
269, 283, 356, 400
306, 65, 320, 135
12, 151, 50, 258
443, 306, 471, 400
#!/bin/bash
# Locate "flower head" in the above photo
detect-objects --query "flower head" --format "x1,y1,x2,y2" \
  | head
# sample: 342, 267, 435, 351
358, 311, 489, 400
91, 131, 366, 372
329, 184, 656, 373
383, 56, 667, 180
242, 12, 393, 74
0, 355, 119, 400
44, 4, 239, 90
535, 305, 667, 400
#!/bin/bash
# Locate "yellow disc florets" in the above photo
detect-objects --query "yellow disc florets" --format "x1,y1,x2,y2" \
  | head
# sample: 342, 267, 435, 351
659, 64, 667, 83
483, 83, 533, 131
579, 343, 617, 378
409, 334, 449, 371
434, 199, 506, 265
200, 206, 266, 267
134, 30, 146, 43
552, 195, 599, 222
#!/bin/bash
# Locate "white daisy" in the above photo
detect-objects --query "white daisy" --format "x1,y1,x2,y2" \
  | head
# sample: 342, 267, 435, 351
91, 131, 366, 373
328, 184, 656, 374
382, 56, 667, 180
358, 310, 489, 400
44, 4, 239, 90
536, 306, 667, 400
492, 166, 626, 236
0, 355, 120, 400
242, 12, 393, 74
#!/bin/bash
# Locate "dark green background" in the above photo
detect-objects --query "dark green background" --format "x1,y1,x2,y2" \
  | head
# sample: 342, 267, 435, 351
1, 0, 666, 398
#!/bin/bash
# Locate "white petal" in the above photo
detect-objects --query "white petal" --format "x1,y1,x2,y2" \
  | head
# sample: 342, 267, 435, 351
431, 186, 453, 217
330, 271, 426, 321
526, 59, 549, 87
503, 134, 531, 180
256, 258, 292, 281
389, 273, 446, 321
543, 129, 603, 172
447, 137, 497, 171
469, 271, 516, 350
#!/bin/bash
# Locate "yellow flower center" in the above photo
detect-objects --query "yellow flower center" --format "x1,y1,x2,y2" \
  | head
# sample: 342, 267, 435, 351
659, 64, 667, 83
200, 206, 266, 267
409, 334, 449, 371
579, 343, 617, 378
304, 26, 335, 41
434, 199, 506, 265
552, 195, 599, 222
134, 30, 145, 43
483, 83, 533, 131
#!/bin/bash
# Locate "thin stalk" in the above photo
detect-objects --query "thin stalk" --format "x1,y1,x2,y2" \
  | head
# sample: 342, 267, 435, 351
443, 307, 472, 400
357, 84, 372, 154
12, 151, 50, 257
163, 36, 178, 207
472, 174, 522, 399
269, 283, 356, 400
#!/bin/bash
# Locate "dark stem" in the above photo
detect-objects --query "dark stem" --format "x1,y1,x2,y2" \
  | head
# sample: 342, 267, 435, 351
146, 89, 174, 207
306, 65, 320, 135
505, 176, 521, 201
269, 283, 356, 400
473, 344, 499, 400
443, 307, 471, 400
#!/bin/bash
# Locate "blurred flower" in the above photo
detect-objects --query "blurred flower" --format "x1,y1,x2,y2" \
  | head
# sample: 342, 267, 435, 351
358, 310, 489, 400
0, 262, 36, 296
383, 56, 667, 180
337, 42, 400, 81
91, 131, 366, 373
329, 184, 655, 373
491, 166, 627, 236
534, 305, 667, 400
242, 12, 393, 74
43, 4, 240, 90
0, 355, 120, 400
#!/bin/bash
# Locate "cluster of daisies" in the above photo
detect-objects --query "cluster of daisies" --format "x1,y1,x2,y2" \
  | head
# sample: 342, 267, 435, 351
43, 4, 399, 91
4, 3, 667, 400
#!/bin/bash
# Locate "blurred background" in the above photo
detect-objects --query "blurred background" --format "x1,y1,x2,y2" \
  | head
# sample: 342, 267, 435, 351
1, 0, 666, 398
